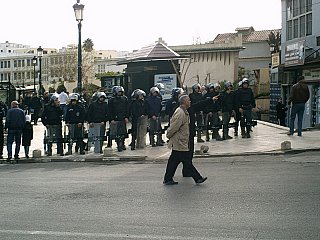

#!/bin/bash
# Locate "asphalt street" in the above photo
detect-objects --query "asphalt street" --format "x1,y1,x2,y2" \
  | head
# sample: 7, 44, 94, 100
0, 153, 320, 240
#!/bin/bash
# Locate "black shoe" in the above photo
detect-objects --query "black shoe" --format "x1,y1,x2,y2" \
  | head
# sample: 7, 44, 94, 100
0, 155, 3, 159
131, 146, 135, 151
197, 138, 205, 143
65, 151, 72, 155
25, 155, 29, 159
156, 142, 164, 146
59, 153, 65, 156
14, 156, 20, 160
6, 157, 12, 163
234, 132, 238, 136
151, 143, 157, 147
47, 152, 52, 156
206, 138, 210, 142
122, 145, 126, 150
117, 147, 123, 152
195, 177, 207, 184
246, 133, 251, 138
80, 151, 85, 155
163, 180, 178, 185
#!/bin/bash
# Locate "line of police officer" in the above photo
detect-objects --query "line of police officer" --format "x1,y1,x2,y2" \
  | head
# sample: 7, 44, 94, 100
40, 78, 255, 156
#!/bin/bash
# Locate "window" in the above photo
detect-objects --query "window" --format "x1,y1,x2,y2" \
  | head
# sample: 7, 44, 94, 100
286, 0, 313, 40
300, 15, 306, 37
0, 61, 3, 68
14, 60, 17, 68
317, 36, 320, 46
287, 20, 293, 40
293, 0, 299, 16
306, 13, 312, 35
293, 19, 299, 38
306, 0, 312, 11
300, 0, 306, 14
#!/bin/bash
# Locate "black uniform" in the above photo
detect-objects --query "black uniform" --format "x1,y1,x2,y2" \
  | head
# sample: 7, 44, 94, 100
0, 102, 7, 159
130, 99, 148, 150
30, 95, 42, 125
146, 95, 163, 147
189, 91, 205, 142
41, 104, 64, 155
65, 103, 86, 154
220, 90, 235, 139
236, 87, 256, 138
276, 101, 288, 126
108, 95, 129, 151
203, 91, 222, 141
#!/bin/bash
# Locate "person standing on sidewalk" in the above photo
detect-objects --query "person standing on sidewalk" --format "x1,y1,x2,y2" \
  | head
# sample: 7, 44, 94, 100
58, 90, 69, 120
276, 97, 288, 127
288, 76, 310, 136
22, 115, 33, 158
189, 83, 205, 143
29, 92, 42, 125
41, 95, 64, 156
220, 81, 235, 140
236, 78, 256, 138
0, 100, 7, 159
146, 87, 163, 147
163, 95, 207, 185
5, 101, 26, 163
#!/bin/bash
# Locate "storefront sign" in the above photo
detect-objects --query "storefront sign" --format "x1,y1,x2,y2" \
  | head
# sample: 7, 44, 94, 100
284, 40, 305, 67
271, 52, 280, 68
154, 74, 177, 100
303, 69, 320, 81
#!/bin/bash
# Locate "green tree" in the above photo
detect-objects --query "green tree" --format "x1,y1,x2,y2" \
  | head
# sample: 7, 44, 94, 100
83, 38, 94, 52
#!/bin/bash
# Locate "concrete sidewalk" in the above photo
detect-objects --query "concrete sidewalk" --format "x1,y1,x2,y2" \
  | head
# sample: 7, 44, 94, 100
2, 120, 319, 163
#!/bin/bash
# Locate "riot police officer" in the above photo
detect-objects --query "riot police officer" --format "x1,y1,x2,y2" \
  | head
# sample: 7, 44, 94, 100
236, 78, 256, 138
203, 83, 223, 141
130, 89, 148, 150
41, 95, 64, 156
165, 87, 184, 122
65, 93, 86, 155
146, 87, 163, 147
108, 86, 129, 152
87, 92, 109, 153
189, 83, 205, 142
220, 81, 235, 140
233, 80, 243, 136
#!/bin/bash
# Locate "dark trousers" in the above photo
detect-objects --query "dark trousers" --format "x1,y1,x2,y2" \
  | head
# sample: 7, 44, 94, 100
290, 103, 305, 136
164, 150, 201, 182
0, 124, 4, 156
240, 108, 253, 134
7, 130, 22, 158
182, 135, 196, 177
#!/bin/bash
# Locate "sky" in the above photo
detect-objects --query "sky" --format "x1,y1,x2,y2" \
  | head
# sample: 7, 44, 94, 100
1, 0, 282, 52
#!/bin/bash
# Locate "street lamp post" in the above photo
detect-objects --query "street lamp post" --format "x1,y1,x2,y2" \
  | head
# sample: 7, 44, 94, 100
37, 46, 43, 96
73, 0, 84, 94
32, 56, 37, 93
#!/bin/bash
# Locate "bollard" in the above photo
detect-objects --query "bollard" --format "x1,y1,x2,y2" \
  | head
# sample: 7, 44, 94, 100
200, 145, 209, 154
103, 147, 114, 157
33, 149, 42, 158
281, 141, 291, 151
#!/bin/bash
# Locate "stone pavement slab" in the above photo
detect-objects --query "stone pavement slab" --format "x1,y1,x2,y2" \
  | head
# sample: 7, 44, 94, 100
2, 120, 319, 163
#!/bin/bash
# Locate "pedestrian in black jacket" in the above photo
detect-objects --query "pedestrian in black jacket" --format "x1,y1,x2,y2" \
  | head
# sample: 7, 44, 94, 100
41, 95, 64, 156
22, 115, 33, 158
5, 101, 26, 162
276, 97, 288, 126
0, 100, 7, 159
30, 92, 42, 125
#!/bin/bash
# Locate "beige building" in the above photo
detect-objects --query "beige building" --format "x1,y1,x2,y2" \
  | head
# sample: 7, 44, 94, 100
170, 35, 243, 89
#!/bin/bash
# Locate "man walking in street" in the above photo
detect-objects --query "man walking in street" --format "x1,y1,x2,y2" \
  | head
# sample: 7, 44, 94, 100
163, 95, 207, 185
288, 76, 310, 136
5, 101, 26, 163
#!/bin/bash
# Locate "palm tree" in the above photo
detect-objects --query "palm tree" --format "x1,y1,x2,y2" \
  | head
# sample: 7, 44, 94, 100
83, 38, 94, 52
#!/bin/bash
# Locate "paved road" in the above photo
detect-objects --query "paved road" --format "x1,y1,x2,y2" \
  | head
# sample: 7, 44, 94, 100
1, 154, 320, 239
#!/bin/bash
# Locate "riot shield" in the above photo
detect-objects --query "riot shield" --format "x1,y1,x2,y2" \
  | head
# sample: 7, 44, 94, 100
109, 121, 127, 140
149, 117, 162, 135
136, 115, 148, 149
44, 125, 63, 144
88, 123, 106, 153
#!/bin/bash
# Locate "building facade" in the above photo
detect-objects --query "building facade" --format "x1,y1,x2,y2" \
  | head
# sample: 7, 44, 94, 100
280, 0, 320, 128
